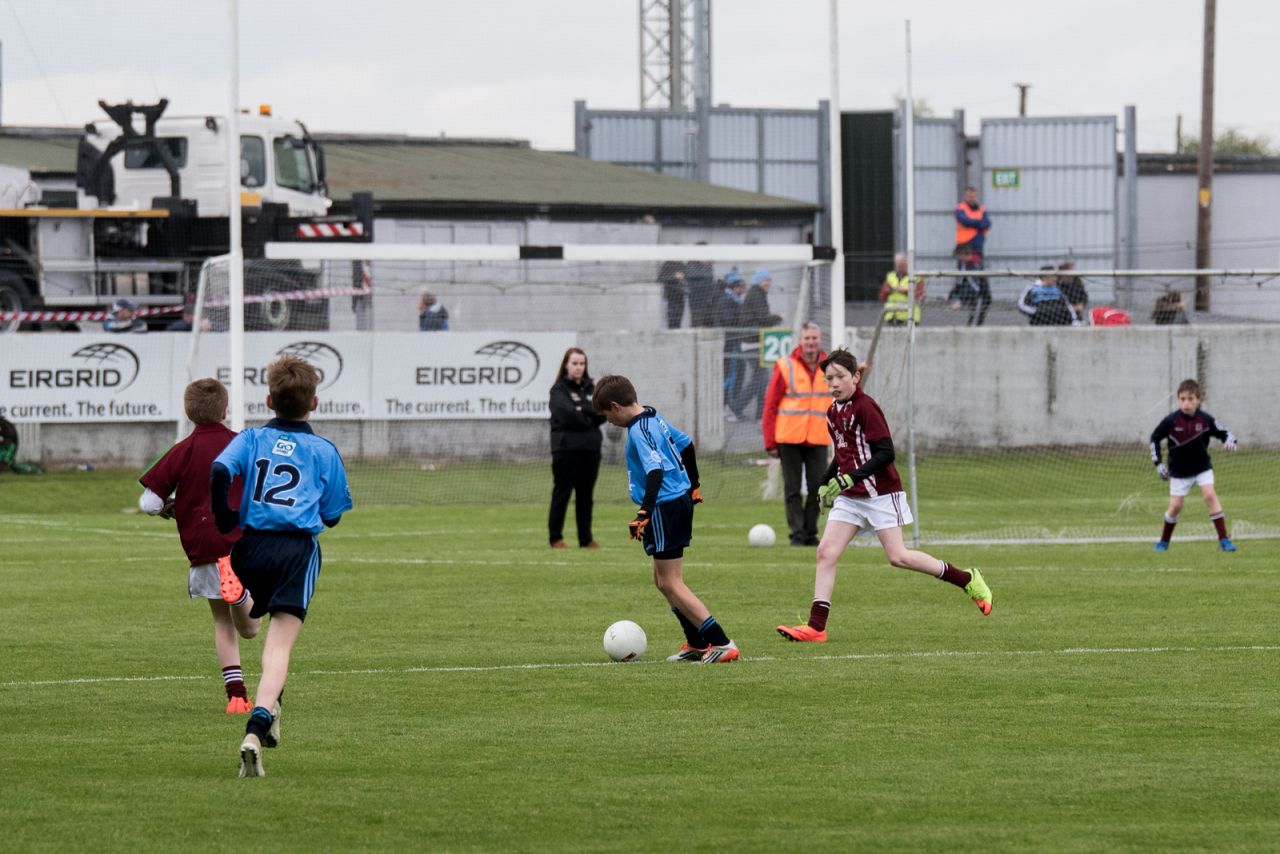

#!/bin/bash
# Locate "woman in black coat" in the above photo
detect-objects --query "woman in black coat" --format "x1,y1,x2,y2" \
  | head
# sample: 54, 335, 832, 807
548, 347, 606, 548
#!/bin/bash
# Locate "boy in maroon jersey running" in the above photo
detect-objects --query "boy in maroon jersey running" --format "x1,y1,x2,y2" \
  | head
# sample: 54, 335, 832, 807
776, 349, 992, 642
139, 378, 261, 711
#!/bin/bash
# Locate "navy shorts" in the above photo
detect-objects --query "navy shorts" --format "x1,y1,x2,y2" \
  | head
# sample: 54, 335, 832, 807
644, 493, 694, 559
231, 529, 322, 621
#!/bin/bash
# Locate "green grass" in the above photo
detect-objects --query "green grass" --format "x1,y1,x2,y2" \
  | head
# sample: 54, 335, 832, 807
2, 471, 1278, 852
341, 449, 1280, 542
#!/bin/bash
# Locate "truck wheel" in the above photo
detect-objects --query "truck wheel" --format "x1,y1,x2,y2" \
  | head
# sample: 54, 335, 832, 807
0, 275, 31, 333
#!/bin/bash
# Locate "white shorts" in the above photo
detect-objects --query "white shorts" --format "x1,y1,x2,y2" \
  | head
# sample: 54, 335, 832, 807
188, 562, 221, 600
1170, 470, 1214, 497
827, 492, 914, 533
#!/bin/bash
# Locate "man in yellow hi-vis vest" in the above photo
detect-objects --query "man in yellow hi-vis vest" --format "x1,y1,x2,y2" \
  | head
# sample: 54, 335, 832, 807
878, 252, 925, 326
762, 323, 831, 546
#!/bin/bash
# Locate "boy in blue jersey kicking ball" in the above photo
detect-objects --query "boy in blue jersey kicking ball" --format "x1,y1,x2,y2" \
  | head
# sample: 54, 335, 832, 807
592, 374, 739, 664
211, 355, 353, 777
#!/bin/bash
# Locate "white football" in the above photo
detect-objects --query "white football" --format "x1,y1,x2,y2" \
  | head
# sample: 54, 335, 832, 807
603, 620, 647, 662
748, 523, 777, 547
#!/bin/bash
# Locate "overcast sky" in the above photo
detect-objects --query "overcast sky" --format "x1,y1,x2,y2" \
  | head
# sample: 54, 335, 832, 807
0, 0, 1273, 153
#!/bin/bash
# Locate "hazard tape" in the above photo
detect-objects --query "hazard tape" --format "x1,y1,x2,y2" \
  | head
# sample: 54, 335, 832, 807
296, 222, 364, 238
0, 285, 371, 323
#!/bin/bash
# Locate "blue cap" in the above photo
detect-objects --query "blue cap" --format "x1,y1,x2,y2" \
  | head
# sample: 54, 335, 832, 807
753, 269, 772, 285
724, 267, 744, 286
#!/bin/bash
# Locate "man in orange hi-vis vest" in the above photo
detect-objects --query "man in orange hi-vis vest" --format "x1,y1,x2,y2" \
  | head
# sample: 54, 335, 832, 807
762, 322, 831, 546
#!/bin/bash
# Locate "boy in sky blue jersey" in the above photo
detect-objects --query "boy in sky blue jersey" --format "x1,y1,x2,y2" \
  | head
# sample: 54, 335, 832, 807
592, 374, 739, 664
211, 355, 352, 777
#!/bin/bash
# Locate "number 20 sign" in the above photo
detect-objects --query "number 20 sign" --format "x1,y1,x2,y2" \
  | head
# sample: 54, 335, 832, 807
759, 328, 793, 367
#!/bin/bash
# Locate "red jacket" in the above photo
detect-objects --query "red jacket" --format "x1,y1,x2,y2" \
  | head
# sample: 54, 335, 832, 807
761, 346, 828, 451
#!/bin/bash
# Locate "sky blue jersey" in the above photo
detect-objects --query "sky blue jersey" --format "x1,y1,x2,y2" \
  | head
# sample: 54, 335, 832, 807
214, 419, 352, 534
624, 406, 692, 506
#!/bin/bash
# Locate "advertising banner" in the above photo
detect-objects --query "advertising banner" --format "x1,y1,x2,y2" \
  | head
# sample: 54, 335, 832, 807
1, 332, 576, 423
371, 332, 575, 420
189, 334, 374, 421
0, 335, 179, 423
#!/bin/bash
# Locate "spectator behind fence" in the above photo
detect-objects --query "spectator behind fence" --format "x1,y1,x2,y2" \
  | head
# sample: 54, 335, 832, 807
714, 268, 748, 420
1017, 266, 1077, 326
685, 244, 716, 328
878, 252, 925, 326
954, 185, 991, 259
1152, 291, 1190, 325
104, 298, 147, 333
418, 290, 450, 331
947, 243, 991, 326
658, 260, 686, 329
1057, 260, 1089, 317
736, 269, 784, 420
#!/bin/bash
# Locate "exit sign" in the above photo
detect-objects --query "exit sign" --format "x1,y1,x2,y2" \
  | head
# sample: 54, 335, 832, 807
992, 168, 1021, 189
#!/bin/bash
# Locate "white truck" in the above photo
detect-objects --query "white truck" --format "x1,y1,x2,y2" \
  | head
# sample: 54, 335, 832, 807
0, 99, 371, 331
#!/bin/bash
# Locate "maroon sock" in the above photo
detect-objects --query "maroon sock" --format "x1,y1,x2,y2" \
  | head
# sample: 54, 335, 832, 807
940, 562, 972, 589
222, 665, 247, 700
808, 600, 831, 632
1161, 514, 1177, 543
1210, 513, 1228, 539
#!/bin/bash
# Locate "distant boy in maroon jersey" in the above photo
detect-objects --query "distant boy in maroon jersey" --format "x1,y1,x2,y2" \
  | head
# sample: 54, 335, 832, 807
139, 378, 261, 712
776, 349, 992, 642
1149, 378, 1238, 552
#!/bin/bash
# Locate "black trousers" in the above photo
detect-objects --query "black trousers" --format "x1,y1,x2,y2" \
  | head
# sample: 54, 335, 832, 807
549, 450, 601, 545
779, 443, 829, 544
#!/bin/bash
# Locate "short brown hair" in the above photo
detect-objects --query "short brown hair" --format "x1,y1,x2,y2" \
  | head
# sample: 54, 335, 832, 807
819, 348, 859, 376
184, 378, 228, 425
592, 374, 637, 415
1177, 378, 1201, 399
267, 355, 319, 419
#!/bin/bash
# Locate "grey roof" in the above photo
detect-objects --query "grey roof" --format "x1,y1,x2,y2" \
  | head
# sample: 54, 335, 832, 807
315, 135, 814, 212
0, 126, 814, 213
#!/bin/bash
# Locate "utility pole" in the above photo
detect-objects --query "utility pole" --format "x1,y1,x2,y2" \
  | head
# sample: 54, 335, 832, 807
1014, 82, 1031, 117
1175, 113, 1183, 153
1195, 0, 1215, 312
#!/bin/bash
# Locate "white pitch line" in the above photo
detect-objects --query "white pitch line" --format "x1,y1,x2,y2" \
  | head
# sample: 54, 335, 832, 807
3, 644, 1276, 689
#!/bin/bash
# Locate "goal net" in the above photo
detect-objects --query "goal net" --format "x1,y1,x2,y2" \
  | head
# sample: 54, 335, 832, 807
182, 252, 1280, 546
854, 267, 1280, 545
185, 250, 832, 512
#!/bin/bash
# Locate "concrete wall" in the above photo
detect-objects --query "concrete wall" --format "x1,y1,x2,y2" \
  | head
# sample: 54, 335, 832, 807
849, 324, 1280, 449
356, 218, 810, 334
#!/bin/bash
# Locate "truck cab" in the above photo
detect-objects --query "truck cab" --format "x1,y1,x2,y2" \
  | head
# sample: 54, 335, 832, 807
78, 104, 330, 217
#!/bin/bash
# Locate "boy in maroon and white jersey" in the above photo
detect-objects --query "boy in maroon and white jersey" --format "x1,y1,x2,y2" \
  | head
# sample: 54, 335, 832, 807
1149, 378, 1238, 552
139, 378, 261, 712
777, 349, 992, 642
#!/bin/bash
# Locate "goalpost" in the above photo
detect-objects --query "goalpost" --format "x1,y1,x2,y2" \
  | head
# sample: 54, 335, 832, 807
182, 245, 1279, 544
857, 266, 1280, 545
186, 243, 837, 511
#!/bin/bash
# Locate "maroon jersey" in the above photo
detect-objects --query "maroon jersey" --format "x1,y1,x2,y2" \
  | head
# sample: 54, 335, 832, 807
827, 387, 903, 498
139, 423, 243, 565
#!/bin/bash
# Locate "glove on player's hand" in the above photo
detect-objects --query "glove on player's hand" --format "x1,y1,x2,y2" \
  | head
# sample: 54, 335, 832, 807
628, 510, 650, 541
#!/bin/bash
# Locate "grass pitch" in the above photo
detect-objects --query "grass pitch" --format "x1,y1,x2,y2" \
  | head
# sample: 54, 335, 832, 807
2, 470, 1277, 852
